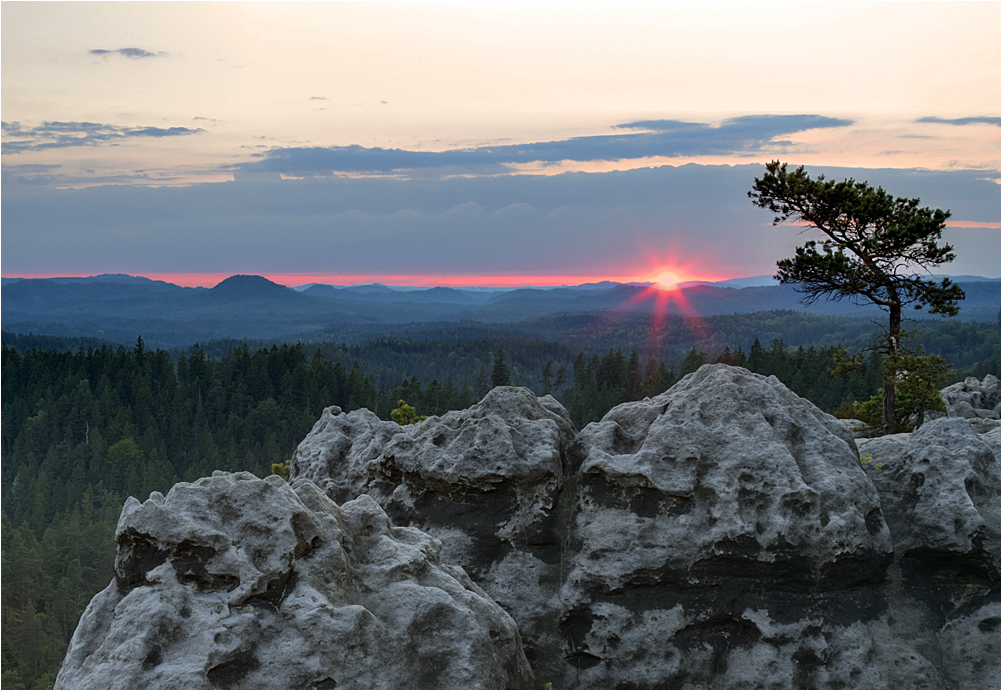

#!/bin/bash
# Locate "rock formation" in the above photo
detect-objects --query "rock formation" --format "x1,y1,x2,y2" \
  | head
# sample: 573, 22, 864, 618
858, 417, 1000, 690
59, 365, 1001, 689
561, 366, 895, 689
939, 374, 1001, 422
55, 472, 532, 690
292, 387, 576, 682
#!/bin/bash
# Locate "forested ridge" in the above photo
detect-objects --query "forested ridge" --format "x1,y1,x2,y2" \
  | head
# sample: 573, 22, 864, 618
2, 322, 999, 688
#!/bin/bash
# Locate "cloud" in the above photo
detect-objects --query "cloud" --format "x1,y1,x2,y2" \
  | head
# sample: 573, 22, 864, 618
90, 48, 167, 59
917, 116, 1001, 127
1, 121, 205, 153
238, 114, 853, 176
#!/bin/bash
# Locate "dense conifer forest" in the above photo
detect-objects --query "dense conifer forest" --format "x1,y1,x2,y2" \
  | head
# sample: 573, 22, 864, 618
2, 320, 999, 688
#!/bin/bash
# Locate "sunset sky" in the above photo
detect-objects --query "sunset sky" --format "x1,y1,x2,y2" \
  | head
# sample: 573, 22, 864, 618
2, 1, 1000, 287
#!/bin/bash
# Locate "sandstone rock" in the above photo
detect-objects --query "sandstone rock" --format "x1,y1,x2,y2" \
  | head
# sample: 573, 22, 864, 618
55, 472, 532, 690
941, 374, 1001, 420
64, 364, 1002, 690
980, 425, 1001, 462
560, 365, 895, 688
289, 405, 401, 497
858, 417, 1001, 689
292, 386, 576, 682
858, 416, 1000, 569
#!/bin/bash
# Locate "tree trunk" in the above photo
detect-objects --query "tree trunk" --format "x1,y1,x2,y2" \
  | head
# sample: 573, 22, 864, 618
882, 303, 902, 434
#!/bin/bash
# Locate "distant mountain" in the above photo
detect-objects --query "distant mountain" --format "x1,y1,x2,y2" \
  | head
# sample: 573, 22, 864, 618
341, 284, 399, 295
203, 274, 296, 301
2, 273, 172, 286
303, 284, 342, 298
713, 276, 778, 288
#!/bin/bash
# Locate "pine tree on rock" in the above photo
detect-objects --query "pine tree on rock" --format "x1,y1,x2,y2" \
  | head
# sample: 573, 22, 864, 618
491, 349, 511, 388
750, 160, 964, 433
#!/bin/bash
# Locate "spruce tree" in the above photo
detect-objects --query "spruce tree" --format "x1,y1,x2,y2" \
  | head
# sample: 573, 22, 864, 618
491, 349, 511, 388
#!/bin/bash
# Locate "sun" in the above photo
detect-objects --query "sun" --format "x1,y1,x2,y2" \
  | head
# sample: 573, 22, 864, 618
653, 270, 680, 289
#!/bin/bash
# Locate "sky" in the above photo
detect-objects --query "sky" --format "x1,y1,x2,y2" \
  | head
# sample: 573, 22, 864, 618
2, 1, 1000, 287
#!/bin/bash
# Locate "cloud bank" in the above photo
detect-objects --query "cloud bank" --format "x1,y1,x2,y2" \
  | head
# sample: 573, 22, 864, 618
241, 114, 852, 176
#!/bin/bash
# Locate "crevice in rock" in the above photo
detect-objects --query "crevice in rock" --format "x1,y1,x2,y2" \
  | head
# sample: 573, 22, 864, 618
141, 645, 162, 671
171, 540, 240, 593
245, 570, 296, 612
206, 649, 259, 690
116, 529, 168, 592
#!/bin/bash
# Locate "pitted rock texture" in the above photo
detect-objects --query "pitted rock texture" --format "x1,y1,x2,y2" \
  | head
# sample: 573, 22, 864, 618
939, 374, 1001, 421
560, 365, 895, 689
857, 417, 1001, 690
858, 417, 999, 564
290, 405, 401, 495
63, 364, 1002, 690
55, 472, 532, 690
572, 366, 889, 587
292, 386, 576, 681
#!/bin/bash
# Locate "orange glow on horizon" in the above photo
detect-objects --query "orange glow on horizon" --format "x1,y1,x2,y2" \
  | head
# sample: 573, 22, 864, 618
4, 270, 733, 289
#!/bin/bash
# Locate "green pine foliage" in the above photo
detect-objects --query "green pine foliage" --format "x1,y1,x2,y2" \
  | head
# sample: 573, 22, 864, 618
491, 349, 512, 387
559, 340, 888, 427
390, 399, 426, 426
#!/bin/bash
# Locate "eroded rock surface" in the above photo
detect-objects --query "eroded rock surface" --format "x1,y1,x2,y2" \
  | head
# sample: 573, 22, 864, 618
858, 417, 1001, 690
940, 374, 1001, 420
292, 386, 576, 681
61, 364, 1002, 689
55, 472, 532, 690
561, 366, 896, 688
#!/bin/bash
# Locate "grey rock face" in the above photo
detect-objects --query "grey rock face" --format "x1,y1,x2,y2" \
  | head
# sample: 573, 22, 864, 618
290, 405, 401, 496
940, 374, 1001, 420
62, 364, 1002, 689
859, 417, 999, 563
858, 417, 1001, 690
55, 472, 532, 690
292, 386, 576, 681
562, 366, 895, 689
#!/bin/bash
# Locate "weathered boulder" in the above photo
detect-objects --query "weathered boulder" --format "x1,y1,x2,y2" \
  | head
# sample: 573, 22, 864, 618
859, 417, 999, 565
55, 472, 533, 690
858, 417, 1001, 690
940, 374, 1001, 420
289, 405, 401, 496
561, 365, 896, 688
292, 386, 576, 681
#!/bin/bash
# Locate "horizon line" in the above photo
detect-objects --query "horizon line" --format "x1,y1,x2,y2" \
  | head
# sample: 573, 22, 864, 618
2, 271, 742, 289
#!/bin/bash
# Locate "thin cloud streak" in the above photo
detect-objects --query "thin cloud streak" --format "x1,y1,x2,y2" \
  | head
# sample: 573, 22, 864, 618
4, 163, 997, 280
917, 116, 1000, 127
89, 48, 167, 59
1, 121, 205, 153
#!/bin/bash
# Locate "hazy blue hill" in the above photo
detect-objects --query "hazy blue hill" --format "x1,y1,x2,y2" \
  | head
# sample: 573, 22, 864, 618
401, 287, 488, 304
303, 284, 342, 297
342, 283, 399, 295
2, 279, 70, 308
47, 273, 167, 285
198, 274, 297, 302
1, 331, 125, 352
